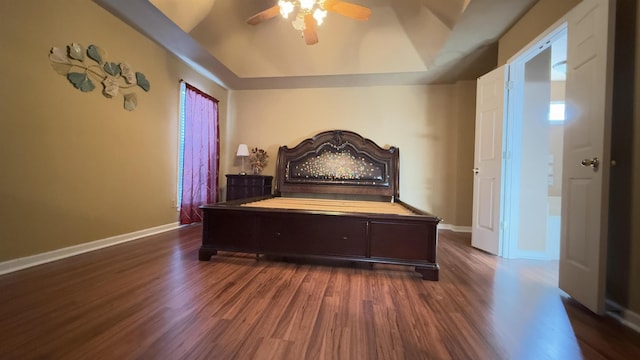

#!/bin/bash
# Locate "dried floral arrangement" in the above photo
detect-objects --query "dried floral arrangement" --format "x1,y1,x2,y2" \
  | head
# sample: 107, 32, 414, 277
249, 148, 269, 174
48, 43, 150, 111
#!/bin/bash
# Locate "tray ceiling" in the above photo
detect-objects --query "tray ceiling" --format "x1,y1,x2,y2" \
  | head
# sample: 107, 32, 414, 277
94, 0, 539, 89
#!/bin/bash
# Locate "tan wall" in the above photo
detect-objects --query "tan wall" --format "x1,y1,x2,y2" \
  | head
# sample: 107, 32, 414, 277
497, 0, 581, 65
227, 83, 477, 226
0, 0, 227, 261
452, 81, 477, 227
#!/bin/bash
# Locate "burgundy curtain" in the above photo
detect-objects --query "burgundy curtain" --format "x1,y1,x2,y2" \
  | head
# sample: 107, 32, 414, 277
180, 83, 219, 225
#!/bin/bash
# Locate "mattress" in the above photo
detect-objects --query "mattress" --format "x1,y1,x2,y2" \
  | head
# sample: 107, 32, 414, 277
240, 197, 416, 216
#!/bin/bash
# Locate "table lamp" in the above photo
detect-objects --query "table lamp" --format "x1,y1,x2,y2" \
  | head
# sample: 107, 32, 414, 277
236, 144, 249, 175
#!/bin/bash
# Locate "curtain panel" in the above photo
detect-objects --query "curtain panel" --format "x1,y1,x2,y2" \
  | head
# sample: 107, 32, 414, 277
180, 83, 219, 225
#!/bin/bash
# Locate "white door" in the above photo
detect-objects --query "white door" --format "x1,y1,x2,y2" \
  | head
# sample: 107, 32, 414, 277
559, 0, 614, 314
472, 65, 508, 255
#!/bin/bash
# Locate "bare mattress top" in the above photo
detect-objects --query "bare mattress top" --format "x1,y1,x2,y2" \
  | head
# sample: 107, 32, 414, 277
240, 197, 415, 216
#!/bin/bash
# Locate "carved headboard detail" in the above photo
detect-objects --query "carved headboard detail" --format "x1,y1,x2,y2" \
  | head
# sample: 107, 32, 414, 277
275, 130, 399, 198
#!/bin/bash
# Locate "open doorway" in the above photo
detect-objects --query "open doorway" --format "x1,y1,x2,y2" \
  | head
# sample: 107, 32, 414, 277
502, 26, 567, 261
473, 0, 614, 314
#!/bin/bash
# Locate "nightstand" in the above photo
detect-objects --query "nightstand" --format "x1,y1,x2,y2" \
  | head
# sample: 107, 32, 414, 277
225, 174, 273, 201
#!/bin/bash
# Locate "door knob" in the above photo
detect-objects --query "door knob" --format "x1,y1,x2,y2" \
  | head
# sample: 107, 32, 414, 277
472, 168, 479, 174
581, 157, 600, 170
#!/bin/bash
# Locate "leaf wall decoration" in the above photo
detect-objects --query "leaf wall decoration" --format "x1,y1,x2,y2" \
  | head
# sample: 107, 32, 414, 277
49, 47, 72, 75
101, 76, 119, 98
68, 43, 84, 61
120, 63, 136, 84
103, 62, 121, 76
51, 61, 73, 76
123, 93, 138, 111
67, 72, 95, 92
136, 72, 150, 92
49, 42, 150, 110
49, 47, 70, 65
87, 45, 104, 64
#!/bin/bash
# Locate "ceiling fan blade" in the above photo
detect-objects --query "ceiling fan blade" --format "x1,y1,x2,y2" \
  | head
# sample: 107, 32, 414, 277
246, 5, 281, 25
303, 14, 319, 45
323, 0, 371, 21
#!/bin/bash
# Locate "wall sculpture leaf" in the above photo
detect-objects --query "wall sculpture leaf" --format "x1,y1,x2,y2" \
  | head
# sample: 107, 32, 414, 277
48, 42, 150, 111
103, 62, 121, 76
49, 47, 72, 75
67, 72, 96, 92
101, 76, 119, 98
135, 72, 150, 92
68, 43, 85, 61
123, 93, 138, 111
120, 63, 136, 84
87, 45, 105, 64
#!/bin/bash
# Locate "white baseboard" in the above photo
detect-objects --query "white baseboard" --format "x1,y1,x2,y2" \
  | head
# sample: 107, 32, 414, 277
0, 222, 181, 276
606, 300, 640, 334
439, 224, 471, 233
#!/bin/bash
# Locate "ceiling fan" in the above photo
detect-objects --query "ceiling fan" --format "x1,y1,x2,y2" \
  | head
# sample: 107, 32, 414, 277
247, 0, 371, 45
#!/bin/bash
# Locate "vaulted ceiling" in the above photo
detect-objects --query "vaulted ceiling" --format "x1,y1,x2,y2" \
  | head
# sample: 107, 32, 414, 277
94, 0, 539, 89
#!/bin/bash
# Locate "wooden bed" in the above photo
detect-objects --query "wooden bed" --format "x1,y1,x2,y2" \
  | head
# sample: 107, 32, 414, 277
199, 130, 441, 280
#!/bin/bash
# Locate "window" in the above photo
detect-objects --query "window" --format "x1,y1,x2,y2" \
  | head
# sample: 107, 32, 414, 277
549, 101, 565, 122
177, 82, 187, 208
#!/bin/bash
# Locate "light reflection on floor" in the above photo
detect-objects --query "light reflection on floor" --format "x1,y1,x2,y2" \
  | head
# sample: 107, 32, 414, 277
491, 259, 583, 359
165, 244, 195, 310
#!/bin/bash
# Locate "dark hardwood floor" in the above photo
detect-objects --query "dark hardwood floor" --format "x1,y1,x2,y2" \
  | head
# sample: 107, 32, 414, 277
1, 225, 639, 359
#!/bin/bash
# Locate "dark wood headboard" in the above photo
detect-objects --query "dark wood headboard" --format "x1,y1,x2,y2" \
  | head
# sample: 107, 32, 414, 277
275, 130, 400, 198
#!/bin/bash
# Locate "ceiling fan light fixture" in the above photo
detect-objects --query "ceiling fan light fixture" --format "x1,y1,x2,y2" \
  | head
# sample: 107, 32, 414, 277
292, 13, 306, 31
247, 0, 369, 45
313, 8, 327, 25
300, 0, 316, 11
278, 0, 295, 18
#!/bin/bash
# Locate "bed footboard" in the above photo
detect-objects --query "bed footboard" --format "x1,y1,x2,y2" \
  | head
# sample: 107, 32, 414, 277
199, 204, 440, 280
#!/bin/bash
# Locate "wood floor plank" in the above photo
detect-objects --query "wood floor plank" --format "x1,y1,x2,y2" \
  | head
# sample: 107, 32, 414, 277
0, 225, 639, 359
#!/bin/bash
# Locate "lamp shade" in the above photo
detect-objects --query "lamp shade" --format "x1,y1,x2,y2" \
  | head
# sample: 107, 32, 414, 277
236, 144, 249, 157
